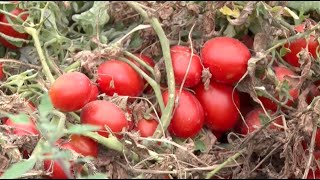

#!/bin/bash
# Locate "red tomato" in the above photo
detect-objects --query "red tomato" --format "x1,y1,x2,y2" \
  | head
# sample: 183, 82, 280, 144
194, 81, 240, 132
258, 66, 299, 111
43, 159, 71, 179
43, 135, 98, 179
4, 118, 39, 135
239, 108, 283, 135
59, 135, 98, 158
201, 37, 251, 84
283, 25, 319, 67
135, 118, 158, 137
49, 72, 92, 112
0, 8, 29, 49
0, 64, 4, 80
97, 60, 144, 97
170, 45, 202, 87
88, 84, 99, 102
162, 89, 204, 138
80, 100, 128, 138
307, 169, 320, 179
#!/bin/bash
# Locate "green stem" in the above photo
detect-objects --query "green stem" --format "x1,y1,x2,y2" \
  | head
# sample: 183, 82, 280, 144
205, 150, 244, 179
24, 27, 55, 84
64, 61, 81, 73
123, 51, 156, 77
69, 112, 80, 122
126, 1, 175, 139
119, 57, 165, 112
82, 131, 139, 162
44, 38, 62, 76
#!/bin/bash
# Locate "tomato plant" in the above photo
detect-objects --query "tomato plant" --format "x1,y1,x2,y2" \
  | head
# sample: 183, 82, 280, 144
238, 108, 283, 135
201, 37, 251, 84
97, 60, 144, 97
283, 24, 319, 67
135, 118, 159, 137
80, 100, 128, 138
195, 81, 240, 132
258, 66, 299, 111
43, 135, 98, 179
170, 45, 202, 88
49, 72, 92, 112
162, 89, 204, 138
0, 8, 29, 49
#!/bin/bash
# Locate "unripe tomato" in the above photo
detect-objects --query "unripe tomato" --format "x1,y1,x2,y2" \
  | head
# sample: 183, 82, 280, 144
135, 118, 158, 137
195, 81, 240, 132
0, 8, 29, 49
80, 100, 128, 138
97, 60, 144, 97
238, 108, 283, 135
201, 37, 251, 84
170, 45, 202, 87
162, 89, 204, 138
258, 66, 299, 111
283, 24, 319, 67
49, 72, 92, 112
4, 118, 39, 136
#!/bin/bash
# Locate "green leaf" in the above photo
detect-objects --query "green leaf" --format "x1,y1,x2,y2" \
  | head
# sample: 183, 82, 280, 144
0, 158, 37, 179
38, 93, 53, 118
219, 5, 240, 18
194, 138, 206, 152
72, 1, 110, 35
279, 47, 291, 57
6, 113, 29, 124
66, 124, 101, 134
78, 173, 108, 179
129, 32, 142, 49
287, 1, 320, 13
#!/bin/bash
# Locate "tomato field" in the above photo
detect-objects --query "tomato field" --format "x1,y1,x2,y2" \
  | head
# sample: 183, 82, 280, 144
1, 1, 320, 179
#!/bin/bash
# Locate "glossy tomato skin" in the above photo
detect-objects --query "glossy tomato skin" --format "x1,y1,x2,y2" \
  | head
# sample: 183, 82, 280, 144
97, 60, 144, 97
258, 66, 299, 111
162, 89, 204, 138
4, 118, 39, 135
239, 108, 283, 135
80, 100, 128, 138
49, 72, 92, 112
59, 135, 98, 158
195, 81, 240, 132
43, 160, 71, 179
170, 45, 202, 88
135, 118, 159, 137
283, 25, 319, 67
201, 37, 251, 84
0, 8, 29, 49
88, 84, 99, 102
